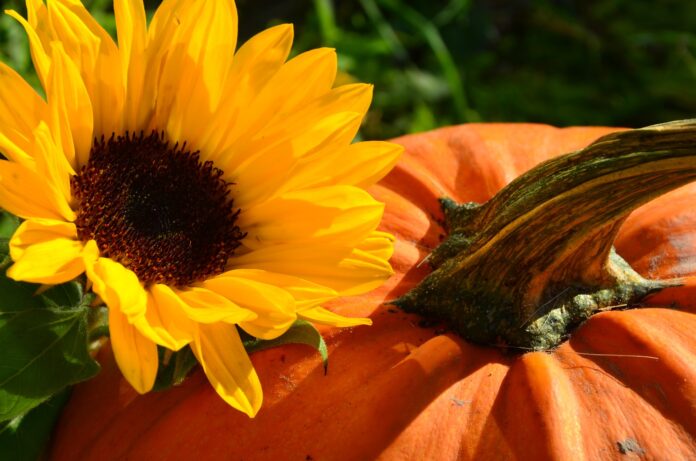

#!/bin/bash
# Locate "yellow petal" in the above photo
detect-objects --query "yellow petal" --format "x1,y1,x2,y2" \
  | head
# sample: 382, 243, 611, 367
5, 9, 50, 88
357, 230, 397, 260
130, 0, 188, 130
25, 0, 46, 27
154, 284, 256, 324
86, 257, 146, 321
264, 47, 337, 116
252, 83, 372, 151
8, 218, 77, 260
190, 322, 262, 417
239, 185, 384, 249
109, 306, 158, 394
233, 48, 338, 142
245, 84, 374, 175
140, 286, 195, 351
226, 139, 297, 207
285, 141, 404, 191
228, 24, 293, 96
114, 0, 147, 131
202, 275, 296, 340
45, 0, 124, 135
326, 246, 396, 296
6, 219, 85, 284
157, 0, 238, 149
0, 160, 75, 221
0, 62, 47, 169
221, 269, 338, 310
298, 306, 372, 328
46, 40, 93, 168
146, 0, 188, 41
201, 24, 293, 163
83, 252, 190, 351
33, 121, 75, 204
228, 112, 365, 207
82, 239, 99, 268
231, 231, 395, 296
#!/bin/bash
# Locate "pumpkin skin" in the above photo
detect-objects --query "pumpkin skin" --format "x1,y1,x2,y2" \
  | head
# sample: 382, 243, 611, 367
49, 124, 696, 461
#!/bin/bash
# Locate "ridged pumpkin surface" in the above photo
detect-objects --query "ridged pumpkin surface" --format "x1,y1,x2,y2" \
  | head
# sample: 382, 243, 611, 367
50, 124, 696, 461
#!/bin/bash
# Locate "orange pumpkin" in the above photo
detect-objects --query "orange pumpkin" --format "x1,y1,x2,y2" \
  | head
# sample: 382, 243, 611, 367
50, 123, 696, 460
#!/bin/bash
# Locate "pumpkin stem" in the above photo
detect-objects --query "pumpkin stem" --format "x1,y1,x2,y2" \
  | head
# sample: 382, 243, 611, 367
394, 120, 696, 350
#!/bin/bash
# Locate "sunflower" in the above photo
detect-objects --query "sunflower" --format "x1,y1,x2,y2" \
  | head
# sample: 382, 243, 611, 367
0, 0, 401, 417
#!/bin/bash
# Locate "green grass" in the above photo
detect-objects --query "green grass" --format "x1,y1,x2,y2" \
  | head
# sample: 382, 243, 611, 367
2, 0, 695, 140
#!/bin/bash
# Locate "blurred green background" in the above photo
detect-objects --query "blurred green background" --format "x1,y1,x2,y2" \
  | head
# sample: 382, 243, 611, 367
1, 0, 695, 140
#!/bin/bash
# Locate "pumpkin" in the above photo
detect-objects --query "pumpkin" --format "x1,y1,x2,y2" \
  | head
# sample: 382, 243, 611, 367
49, 123, 696, 460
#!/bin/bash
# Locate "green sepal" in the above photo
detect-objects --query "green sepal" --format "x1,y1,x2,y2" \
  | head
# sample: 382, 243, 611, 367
152, 346, 198, 392
0, 212, 19, 270
153, 320, 332, 390
243, 319, 329, 373
0, 212, 19, 239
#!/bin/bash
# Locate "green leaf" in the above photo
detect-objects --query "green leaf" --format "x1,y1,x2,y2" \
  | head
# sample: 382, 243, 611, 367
0, 223, 99, 419
39, 281, 84, 310
0, 275, 45, 312
0, 302, 99, 422
152, 346, 198, 392
0, 388, 71, 461
244, 320, 329, 373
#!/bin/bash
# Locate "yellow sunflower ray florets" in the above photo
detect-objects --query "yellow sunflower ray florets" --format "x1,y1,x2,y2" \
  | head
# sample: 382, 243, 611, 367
0, 0, 402, 417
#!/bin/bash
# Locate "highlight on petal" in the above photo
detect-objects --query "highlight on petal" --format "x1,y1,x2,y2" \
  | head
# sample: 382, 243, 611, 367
239, 185, 384, 249
191, 322, 263, 417
25, 0, 46, 29
46, 42, 93, 169
216, 47, 338, 170
355, 230, 397, 261
0, 61, 47, 168
86, 257, 147, 321
33, 121, 75, 204
44, 0, 124, 135
228, 112, 366, 207
285, 141, 404, 192
242, 47, 338, 134
114, 0, 147, 131
6, 218, 85, 284
5, 9, 50, 87
166, 284, 257, 324
291, 82, 374, 129
329, 240, 396, 296
231, 231, 395, 296
239, 84, 373, 165
201, 274, 296, 340
156, 0, 238, 148
143, 286, 195, 351
109, 305, 158, 394
85, 256, 185, 356
222, 269, 338, 310
201, 23, 293, 163
298, 306, 372, 328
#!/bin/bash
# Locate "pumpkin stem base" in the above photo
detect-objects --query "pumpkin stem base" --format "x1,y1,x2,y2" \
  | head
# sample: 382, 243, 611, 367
395, 120, 696, 350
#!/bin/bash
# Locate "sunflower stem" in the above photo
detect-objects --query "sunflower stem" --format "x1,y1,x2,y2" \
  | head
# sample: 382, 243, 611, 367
394, 120, 696, 350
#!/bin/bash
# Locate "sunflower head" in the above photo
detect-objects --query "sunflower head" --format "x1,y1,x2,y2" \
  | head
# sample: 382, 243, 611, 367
0, 0, 401, 417
71, 130, 245, 286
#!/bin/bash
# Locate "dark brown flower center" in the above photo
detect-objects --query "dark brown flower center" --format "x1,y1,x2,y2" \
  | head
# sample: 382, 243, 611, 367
71, 131, 244, 287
